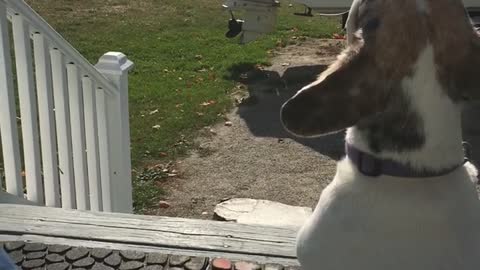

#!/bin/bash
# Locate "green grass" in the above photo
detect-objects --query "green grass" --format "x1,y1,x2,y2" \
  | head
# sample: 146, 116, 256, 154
25, 0, 340, 213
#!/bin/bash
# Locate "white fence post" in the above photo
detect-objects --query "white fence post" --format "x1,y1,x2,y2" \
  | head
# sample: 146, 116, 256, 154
0, 1, 22, 197
95, 52, 134, 213
51, 49, 76, 209
12, 13, 43, 204
67, 63, 89, 210
82, 77, 103, 212
33, 33, 61, 208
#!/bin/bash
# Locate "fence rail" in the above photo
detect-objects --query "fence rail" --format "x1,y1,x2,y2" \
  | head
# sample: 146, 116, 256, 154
0, 0, 134, 213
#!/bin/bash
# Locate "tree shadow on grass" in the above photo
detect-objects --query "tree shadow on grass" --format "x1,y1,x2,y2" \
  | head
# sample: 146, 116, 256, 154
226, 63, 345, 161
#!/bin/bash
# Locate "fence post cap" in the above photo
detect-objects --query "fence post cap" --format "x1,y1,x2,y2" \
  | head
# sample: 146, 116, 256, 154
95, 52, 134, 75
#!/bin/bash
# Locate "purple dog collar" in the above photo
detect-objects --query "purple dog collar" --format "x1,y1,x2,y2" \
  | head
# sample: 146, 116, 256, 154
346, 143, 466, 178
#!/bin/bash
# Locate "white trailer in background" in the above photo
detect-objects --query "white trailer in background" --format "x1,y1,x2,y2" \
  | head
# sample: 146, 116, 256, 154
223, 0, 480, 43
295, 0, 480, 12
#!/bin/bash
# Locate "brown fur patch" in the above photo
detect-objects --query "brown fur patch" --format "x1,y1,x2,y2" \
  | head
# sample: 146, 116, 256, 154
369, 1, 428, 81
282, 0, 428, 136
427, 0, 480, 100
281, 0, 480, 138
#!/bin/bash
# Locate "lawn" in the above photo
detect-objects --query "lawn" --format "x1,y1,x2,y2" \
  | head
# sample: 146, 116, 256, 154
25, 0, 340, 213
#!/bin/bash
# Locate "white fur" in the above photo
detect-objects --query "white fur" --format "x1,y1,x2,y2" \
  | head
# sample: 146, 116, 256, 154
297, 159, 480, 270
346, 0, 362, 45
346, 45, 465, 172
297, 44, 480, 269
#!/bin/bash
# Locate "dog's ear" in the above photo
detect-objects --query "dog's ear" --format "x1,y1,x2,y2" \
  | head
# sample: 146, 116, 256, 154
281, 44, 387, 138
457, 32, 480, 101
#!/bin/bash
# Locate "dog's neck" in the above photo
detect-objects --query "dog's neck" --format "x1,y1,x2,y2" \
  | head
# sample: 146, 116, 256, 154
345, 44, 465, 173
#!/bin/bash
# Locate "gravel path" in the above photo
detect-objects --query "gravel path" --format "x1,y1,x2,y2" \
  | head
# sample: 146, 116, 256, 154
154, 39, 346, 219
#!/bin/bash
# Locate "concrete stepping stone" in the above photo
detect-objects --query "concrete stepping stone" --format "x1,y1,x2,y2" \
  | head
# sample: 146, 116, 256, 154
214, 198, 312, 228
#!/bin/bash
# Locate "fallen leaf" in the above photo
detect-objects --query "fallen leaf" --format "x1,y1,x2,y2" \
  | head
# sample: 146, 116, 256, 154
158, 201, 171, 209
333, 33, 346, 40
200, 100, 217, 107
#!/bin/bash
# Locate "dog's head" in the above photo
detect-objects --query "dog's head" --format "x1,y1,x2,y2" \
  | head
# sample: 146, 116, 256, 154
281, 0, 480, 138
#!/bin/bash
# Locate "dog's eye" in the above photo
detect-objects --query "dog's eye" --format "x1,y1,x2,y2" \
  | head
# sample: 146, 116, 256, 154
363, 18, 380, 32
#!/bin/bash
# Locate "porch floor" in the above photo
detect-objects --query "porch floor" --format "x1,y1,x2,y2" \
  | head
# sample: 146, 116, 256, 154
0, 204, 299, 269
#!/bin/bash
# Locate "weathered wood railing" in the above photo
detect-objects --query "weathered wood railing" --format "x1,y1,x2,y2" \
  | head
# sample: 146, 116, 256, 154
0, 0, 134, 213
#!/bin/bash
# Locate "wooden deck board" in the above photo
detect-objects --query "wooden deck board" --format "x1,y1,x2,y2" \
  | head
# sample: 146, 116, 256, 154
0, 204, 299, 265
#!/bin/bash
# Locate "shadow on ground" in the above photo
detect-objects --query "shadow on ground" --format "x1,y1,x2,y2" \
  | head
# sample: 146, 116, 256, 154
227, 63, 480, 164
226, 63, 345, 161
463, 103, 480, 165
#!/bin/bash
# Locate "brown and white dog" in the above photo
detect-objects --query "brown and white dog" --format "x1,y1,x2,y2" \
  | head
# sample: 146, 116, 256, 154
281, 0, 480, 269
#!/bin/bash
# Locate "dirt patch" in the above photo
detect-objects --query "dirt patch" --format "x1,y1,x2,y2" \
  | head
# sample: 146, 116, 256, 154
152, 39, 347, 219
28, 0, 155, 20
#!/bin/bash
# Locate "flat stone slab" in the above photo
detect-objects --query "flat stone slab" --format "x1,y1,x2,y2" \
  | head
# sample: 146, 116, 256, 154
214, 198, 312, 228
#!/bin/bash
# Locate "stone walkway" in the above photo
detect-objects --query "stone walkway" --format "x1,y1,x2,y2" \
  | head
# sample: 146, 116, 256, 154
2, 241, 299, 270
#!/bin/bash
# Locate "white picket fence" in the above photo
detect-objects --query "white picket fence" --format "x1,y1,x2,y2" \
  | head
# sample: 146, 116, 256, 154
0, 0, 134, 213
